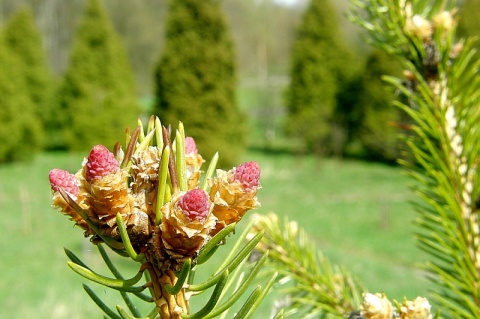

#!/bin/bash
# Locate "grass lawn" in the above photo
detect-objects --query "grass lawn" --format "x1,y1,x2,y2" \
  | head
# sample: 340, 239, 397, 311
247, 150, 432, 298
0, 149, 432, 318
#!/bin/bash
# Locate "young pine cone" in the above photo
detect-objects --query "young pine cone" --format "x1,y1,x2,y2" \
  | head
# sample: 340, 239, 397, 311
159, 189, 217, 263
80, 145, 150, 243
208, 161, 261, 234
81, 145, 132, 220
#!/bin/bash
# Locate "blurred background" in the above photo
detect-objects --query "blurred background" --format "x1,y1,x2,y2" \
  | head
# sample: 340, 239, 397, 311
0, 0, 478, 317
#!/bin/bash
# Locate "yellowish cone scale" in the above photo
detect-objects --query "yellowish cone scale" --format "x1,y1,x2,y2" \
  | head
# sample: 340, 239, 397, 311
186, 153, 205, 190
51, 192, 92, 234
78, 164, 151, 243
131, 146, 162, 221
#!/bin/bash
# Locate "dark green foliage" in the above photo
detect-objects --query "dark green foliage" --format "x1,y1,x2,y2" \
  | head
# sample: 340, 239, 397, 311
457, 0, 480, 38
0, 8, 45, 163
2, 6, 52, 115
56, 0, 139, 150
2, 6, 52, 151
285, 0, 353, 154
457, 0, 480, 51
350, 50, 406, 162
0, 39, 42, 162
154, 0, 245, 168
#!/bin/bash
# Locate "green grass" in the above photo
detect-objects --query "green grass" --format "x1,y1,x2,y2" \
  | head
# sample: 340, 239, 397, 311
0, 150, 432, 318
247, 151, 432, 299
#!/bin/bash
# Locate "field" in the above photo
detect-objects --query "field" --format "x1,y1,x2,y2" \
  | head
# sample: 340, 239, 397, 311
0, 148, 433, 318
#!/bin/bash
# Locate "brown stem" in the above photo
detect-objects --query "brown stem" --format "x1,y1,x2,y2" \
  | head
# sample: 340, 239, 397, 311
121, 126, 141, 168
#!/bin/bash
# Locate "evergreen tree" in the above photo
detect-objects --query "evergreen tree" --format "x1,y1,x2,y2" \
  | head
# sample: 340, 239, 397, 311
56, 0, 139, 150
354, 50, 405, 162
2, 6, 52, 150
285, 0, 353, 154
153, 0, 245, 168
0, 35, 42, 162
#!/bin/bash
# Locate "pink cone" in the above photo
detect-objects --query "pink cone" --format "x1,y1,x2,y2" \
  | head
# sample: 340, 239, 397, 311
85, 145, 119, 182
177, 189, 210, 222
49, 168, 79, 195
234, 161, 260, 191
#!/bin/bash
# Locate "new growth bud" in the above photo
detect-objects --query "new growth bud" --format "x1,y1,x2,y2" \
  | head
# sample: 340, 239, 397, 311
406, 15, 433, 40
361, 292, 393, 319
49, 168, 79, 195
433, 10, 456, 32
85, 145, 119, 182
400, 297, 432, 319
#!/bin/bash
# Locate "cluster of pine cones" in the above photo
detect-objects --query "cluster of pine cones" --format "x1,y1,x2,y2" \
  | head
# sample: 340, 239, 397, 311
49, 133, 261, 271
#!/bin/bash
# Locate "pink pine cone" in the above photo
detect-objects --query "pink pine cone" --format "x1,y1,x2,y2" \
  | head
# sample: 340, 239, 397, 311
177, 189, 210, 222
185, 136, 198, 154
85, 145, 119, 182
234, 161, 260, 191
49, 168, 79, 195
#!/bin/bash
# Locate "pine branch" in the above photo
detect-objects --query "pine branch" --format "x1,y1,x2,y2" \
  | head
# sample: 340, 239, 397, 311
351, 0, 480, 318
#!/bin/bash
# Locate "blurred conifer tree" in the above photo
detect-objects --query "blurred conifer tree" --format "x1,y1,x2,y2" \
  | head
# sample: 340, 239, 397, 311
285, 0, 353, 154
55, 0, 139, 150
153, 0, 245, 168
0, 7, 45, 162
354, 50, 405, 162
